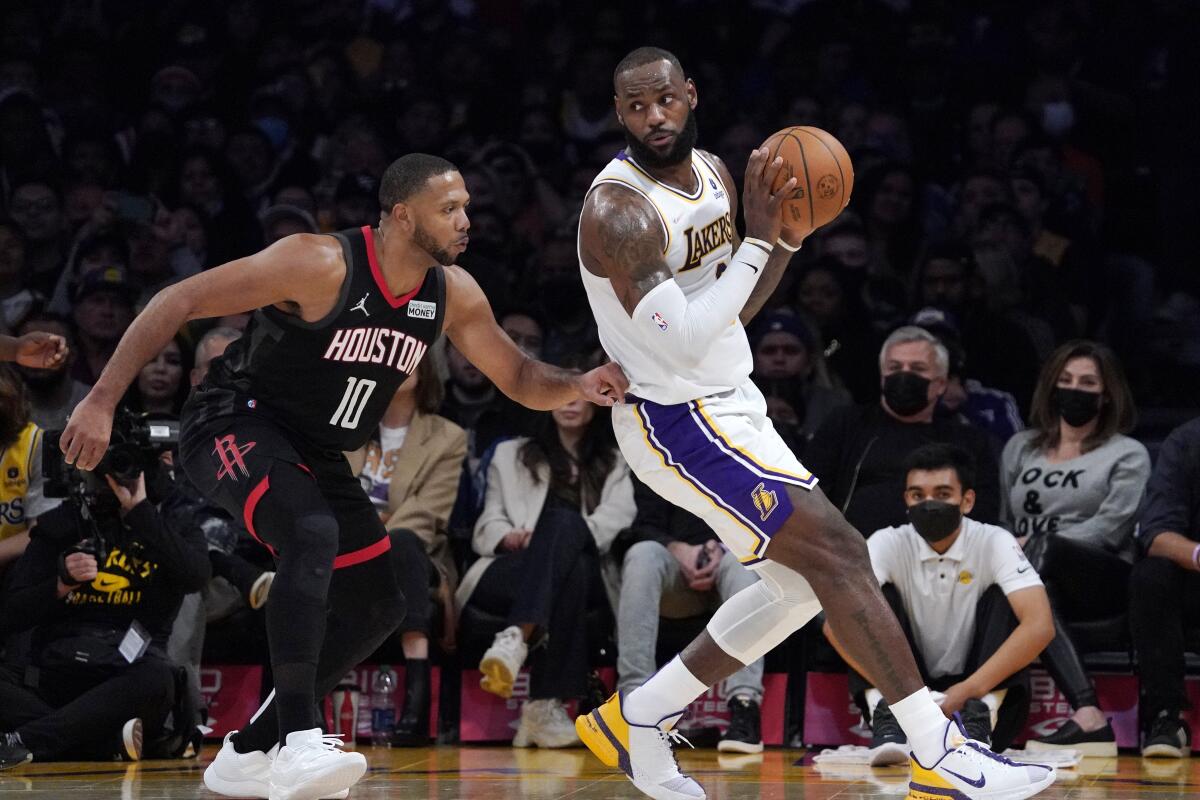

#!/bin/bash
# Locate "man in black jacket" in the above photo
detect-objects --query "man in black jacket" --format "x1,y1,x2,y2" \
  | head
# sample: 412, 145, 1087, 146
616, 477, 766, 754
0, 469, 210, 768
803, 326, 1001, 538
1130, 417, 1200, 758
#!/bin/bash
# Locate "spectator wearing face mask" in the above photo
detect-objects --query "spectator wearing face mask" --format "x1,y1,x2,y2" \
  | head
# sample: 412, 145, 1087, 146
804, 326, 1002, 538
747, 310, 850, 453
824, 444, 1053, 761
1001, 341, 1148, 756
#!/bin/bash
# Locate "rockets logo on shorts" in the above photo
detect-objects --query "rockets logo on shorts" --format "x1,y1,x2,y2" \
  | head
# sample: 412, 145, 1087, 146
652, 312, 669, 332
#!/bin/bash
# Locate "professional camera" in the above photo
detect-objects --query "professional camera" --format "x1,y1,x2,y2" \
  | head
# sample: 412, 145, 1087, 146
43, 408, 180, 507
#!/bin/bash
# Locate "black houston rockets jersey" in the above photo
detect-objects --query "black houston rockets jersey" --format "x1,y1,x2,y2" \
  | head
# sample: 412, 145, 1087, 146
191, 225, 446, 452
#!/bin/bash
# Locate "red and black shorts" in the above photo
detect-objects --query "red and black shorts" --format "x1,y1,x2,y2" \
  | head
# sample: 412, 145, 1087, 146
178, 410, 390, 569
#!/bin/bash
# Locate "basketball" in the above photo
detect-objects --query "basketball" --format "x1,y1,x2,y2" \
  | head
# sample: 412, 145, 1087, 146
761, 126, 854, 235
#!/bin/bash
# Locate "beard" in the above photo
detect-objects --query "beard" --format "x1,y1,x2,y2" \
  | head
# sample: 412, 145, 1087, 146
623, 106, 699, 168
413, 222, 456, 266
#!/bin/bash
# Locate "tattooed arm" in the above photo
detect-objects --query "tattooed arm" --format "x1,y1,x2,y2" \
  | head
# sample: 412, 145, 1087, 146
579, 148, 793, 370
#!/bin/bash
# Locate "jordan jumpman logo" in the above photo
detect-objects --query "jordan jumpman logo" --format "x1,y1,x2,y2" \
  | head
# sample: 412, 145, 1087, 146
350, 293, 370, 317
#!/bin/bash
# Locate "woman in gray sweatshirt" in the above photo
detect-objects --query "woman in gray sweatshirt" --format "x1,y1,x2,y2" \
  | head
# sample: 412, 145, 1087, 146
1000, 340, 1149, 755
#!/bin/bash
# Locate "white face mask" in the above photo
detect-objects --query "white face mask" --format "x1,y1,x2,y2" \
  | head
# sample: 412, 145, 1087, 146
1041, 100, 1075, 138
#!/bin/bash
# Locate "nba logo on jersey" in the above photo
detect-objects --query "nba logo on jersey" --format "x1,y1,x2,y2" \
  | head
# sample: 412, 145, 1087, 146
751, 482, 779, 522
407, 300, 437, 320
652, 312, 669, 331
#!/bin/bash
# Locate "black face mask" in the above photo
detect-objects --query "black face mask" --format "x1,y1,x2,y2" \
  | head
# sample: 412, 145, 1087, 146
882, 371, 932, 417
1054, 387, 1101, 427
907, 500, 963, 543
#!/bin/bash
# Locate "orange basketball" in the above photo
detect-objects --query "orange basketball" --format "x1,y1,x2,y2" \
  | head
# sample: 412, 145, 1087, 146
760, 126, 854, 235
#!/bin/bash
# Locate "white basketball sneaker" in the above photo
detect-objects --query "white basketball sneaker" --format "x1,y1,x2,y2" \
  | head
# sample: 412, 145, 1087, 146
204, 731, 352, 800
626, 720, 706, 800
204, 732, 276, 798
576, 693, 705, 800
269, 729, 366, 800
479, 625, 528, 698
909, 717, 1056, 800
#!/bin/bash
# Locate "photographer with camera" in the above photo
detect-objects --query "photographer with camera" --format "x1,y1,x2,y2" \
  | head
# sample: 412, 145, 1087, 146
0, 412, 209, 768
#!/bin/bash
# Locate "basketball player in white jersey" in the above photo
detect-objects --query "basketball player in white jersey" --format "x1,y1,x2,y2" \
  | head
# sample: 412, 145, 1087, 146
574, 47, 1055, 800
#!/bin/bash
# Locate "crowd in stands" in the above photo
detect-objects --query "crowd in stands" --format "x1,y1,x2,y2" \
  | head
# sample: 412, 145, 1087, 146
0, 0, 1198, 764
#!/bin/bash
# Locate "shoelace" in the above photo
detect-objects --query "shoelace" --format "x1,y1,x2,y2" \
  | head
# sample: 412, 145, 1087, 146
662, 729, 694, 750
308, 733, 347, 753
635, 728, 695, 783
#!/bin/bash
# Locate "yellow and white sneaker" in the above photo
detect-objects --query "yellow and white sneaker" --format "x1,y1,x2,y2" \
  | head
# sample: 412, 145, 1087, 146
909, 717, 1056, 800
576, 692, 705, 800
479, 626, 527, 698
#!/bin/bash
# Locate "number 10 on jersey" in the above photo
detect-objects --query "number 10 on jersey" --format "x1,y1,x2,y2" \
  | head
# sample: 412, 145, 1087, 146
330, 376, 377, 429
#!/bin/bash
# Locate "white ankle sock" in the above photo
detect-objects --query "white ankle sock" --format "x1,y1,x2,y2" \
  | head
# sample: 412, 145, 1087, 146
622, 657, 708, 726
889, 687, 950, 765
982, 690, 1006, 729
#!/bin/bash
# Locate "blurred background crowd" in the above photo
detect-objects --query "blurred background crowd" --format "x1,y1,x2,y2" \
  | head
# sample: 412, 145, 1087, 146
1, 0, 1199, 764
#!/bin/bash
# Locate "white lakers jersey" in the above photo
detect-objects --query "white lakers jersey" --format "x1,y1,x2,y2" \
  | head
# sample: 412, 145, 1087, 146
579, 150, 753, 405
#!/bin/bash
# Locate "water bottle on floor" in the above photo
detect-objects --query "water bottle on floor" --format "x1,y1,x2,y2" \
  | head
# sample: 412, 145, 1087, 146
371, 665, 397, 746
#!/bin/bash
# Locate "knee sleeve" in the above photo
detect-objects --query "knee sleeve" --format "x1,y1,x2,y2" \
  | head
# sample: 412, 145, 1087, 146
705, 560, 822, 665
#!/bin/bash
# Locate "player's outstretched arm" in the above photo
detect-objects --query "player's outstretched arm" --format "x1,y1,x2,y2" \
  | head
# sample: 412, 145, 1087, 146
580, 147, 795, 371
0, 332, 68, 369
442, 266, 628, 410
60, 234, 345, 470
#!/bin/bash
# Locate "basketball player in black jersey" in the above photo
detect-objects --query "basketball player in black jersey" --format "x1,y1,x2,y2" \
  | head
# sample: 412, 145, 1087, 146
60, 154, 627, 800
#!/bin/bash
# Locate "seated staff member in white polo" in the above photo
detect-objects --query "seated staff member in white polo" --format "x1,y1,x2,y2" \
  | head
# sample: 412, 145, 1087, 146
824, 443, 1055, 766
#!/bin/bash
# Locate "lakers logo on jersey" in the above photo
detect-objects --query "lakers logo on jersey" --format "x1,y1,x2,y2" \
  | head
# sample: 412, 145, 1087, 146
751, 481, 779, 522
681, 213, 733, 271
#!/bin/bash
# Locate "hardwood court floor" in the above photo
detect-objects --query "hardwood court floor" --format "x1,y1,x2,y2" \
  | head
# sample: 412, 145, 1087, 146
2, 746, 1197, 799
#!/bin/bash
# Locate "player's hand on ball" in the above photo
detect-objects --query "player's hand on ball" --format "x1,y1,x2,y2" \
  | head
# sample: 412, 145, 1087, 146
742, 146, 797, 244
579, 361, 629, 406
14, 331, 68, 369
60, 392, 116, 471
